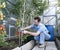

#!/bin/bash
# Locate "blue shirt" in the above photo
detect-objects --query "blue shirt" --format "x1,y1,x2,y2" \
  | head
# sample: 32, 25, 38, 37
31, 23, 49, 34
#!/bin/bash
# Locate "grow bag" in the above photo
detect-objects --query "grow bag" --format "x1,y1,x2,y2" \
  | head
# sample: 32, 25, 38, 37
45, 25, 54, 41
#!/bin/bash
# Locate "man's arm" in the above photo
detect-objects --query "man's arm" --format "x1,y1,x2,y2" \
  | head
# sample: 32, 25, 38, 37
23, 30, 40, 36
23, 28, 42, 36
28, 31, 40, 36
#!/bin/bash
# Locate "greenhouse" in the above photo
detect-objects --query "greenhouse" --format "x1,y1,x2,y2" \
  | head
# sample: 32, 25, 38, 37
0, 0, 60, 50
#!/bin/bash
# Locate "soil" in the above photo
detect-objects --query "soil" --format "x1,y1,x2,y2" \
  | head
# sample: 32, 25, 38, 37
0, 46, 11, 50
0, 35, 34, 50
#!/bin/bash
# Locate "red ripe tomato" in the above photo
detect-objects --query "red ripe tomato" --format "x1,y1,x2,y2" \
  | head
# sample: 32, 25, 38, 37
16, 31, 22, 36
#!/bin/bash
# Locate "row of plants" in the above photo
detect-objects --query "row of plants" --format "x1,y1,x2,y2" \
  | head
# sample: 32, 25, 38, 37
0, 0, 11, 50
0, 0, 49, 49
4, 0, 49, 25
14, 0, 49, 44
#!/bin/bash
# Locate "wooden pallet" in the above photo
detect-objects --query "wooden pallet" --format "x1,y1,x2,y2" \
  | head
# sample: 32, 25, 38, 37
32, 41, 57, 50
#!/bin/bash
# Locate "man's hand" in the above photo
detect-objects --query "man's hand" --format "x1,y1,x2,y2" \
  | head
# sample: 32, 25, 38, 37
23, 30, 40, 36
23, 30, 29, 34
20, 28, 24, 31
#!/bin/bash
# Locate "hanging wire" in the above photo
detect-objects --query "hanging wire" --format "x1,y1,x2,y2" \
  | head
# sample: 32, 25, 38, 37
19, 0, 26, 50
18, 0, 22, 49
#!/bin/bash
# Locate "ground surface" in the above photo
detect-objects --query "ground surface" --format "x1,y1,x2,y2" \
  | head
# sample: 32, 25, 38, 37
32, 41, 57, 50
13, 41, 57, 50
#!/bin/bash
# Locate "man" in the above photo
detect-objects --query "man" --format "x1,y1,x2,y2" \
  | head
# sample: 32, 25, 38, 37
21, 16, 51, 48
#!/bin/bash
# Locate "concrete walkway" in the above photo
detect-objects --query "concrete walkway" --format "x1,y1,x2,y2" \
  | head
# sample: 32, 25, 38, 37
32, 41, 57, 50
12, 41, 57, 50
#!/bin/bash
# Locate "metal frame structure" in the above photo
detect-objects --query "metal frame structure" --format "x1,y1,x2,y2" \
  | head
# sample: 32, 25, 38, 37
0, 0, 59, 50
43, 0, 58, 37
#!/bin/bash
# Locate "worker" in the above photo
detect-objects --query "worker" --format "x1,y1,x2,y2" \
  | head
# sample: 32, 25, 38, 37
21, 16, 51, 48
